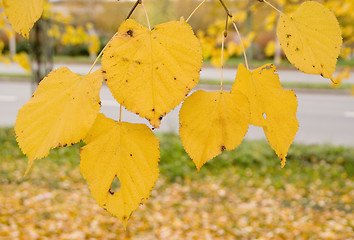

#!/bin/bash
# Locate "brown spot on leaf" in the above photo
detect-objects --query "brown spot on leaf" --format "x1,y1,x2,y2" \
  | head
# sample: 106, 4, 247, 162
127, 30, 133, 37
220, 145, 226, 152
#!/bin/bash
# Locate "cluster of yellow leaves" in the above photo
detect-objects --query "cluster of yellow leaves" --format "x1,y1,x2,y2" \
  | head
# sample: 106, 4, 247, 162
13, 0, 343, 228
180, 63, 298, 170
15, 18, 202, 226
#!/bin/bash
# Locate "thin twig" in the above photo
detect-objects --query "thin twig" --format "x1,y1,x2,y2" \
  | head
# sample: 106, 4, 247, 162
126, 0, 141, 20
186, 0, 207, 23
224, 15, 229, 38
220, 30, 225, 91
141, 1, 151, 30
87, 32, 118, 74
262, 0, 283, 15
231, 21, 249, 70
218, 0, 233, 17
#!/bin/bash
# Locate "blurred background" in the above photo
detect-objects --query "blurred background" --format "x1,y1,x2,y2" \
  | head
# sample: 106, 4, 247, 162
0, 0, 353, 239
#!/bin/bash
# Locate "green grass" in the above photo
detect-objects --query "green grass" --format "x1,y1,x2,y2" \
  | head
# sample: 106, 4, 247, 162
1, 128, 353, 187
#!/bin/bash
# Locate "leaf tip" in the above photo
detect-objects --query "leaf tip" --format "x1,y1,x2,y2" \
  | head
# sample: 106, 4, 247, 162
24, 159, 34, 176
281, 157, 286, 168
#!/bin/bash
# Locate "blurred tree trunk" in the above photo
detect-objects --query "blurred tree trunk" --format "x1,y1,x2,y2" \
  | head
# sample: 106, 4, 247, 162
30, 19, 54, 85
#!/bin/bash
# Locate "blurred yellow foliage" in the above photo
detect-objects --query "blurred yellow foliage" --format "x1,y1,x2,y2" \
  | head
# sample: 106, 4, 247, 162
226, 41, 243, 57
331, 67, 350, 87
47, 25, 60, 40
340, 47, 352, 60
265, 40, 275, 57
211, 48, 229, 67
88, 35, 100, 55
13, 52, 31, 72
232, 11, 247, 23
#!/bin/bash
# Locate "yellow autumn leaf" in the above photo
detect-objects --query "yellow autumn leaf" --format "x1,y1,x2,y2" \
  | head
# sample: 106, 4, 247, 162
179, 90, 250, 171
80, 114, 159, 228
232, 63, 298, 167
277, 1, 342, 81
13, 52, 31, 72
102, 18, 202, 128
15, 67, 103, 173
3, 0, 44, 38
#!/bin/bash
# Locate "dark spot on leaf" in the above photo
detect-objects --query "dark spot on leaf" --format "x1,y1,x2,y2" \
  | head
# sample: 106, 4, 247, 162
295, 47, 299, 51
125, 80, 128, 83
155, 67, 159, 70
127, 30, 133, 37
220, 145, 226, 152
135, 60, 142, 65
286, 34, 291, 38
320, 73, 323, 77
123, 216, 127, 220
286, 42, 289, 47
312, 65, 315, 68
102, 70, 106, 74
320, 64, 324, 68
174, 77, 177, 80
63, 144, 67, 147
152, 127, 155, 130
152, 108, 155, 112
104, 78, 107, 82
99, 101, 102, 106
159, 115, 163, 120
130, 154, 133, 156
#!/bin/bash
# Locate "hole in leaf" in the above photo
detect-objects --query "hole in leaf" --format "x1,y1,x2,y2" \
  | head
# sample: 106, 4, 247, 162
263, 113, 267, 120
109, 176, 121, 195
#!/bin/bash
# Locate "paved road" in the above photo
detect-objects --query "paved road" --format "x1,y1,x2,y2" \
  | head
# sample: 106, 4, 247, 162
2, 62, 354, 84
1, 81, 354, 146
